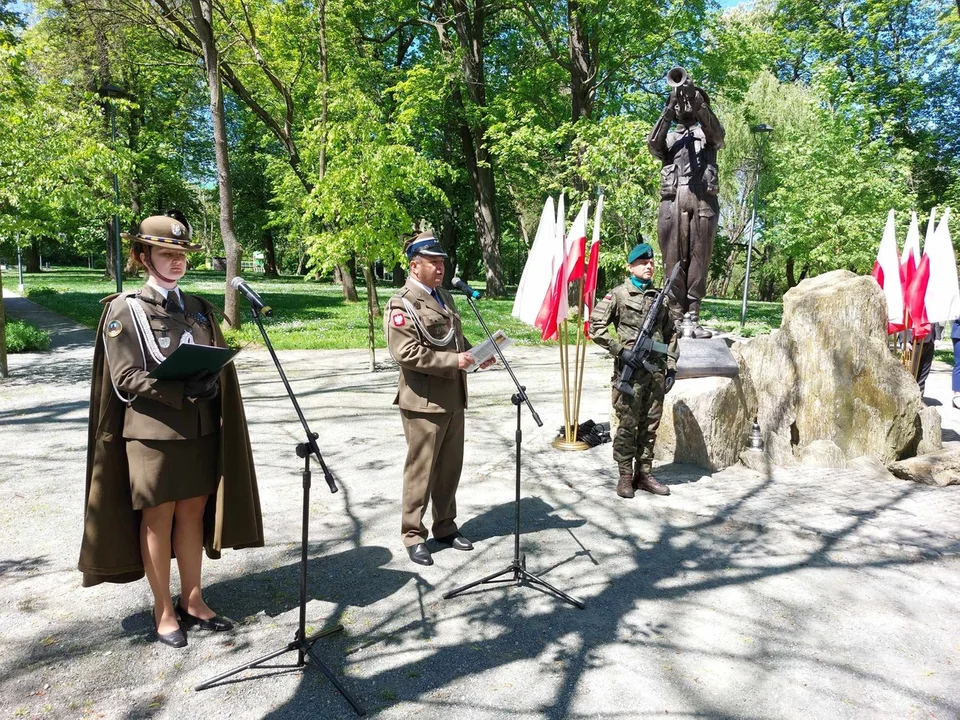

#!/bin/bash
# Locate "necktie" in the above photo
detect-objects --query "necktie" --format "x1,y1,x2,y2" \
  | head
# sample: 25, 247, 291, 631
431, 289, 444, 309
166, 291, 182, 314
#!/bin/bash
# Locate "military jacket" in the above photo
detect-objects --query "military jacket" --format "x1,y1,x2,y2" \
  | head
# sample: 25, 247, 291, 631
384, 279, 471, 413
588, 279, 680, 373
648, 102, 725, 197
101, 283, 219, 441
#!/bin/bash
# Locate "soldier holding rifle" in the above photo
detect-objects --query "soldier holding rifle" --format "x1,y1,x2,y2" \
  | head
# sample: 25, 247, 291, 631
589, 242, 680, 498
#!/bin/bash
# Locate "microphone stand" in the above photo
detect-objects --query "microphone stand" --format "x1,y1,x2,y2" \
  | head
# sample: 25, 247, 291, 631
195, 302, 366, 716
442, 291, 585, 609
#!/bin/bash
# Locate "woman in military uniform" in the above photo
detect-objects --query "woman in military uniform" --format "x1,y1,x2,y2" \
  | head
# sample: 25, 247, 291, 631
79, 212, 263, 648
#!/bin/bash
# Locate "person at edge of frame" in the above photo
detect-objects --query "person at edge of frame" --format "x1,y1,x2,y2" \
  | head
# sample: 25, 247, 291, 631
384, 230, 495, 567
79, 211, 263, 649
588, 241, 681, 499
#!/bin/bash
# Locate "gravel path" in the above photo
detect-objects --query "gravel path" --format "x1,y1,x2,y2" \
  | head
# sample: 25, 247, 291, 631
2, 290, 959, 720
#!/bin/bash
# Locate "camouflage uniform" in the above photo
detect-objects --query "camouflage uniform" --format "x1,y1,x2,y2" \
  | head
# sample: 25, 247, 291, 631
589, 279, 680, 494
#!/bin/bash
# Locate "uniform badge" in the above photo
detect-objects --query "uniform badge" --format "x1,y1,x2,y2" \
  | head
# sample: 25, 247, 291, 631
171, 223, 184, 237
159, 335, 171, 349
392, 312, 406, 327
180, 330, 196, 345
414, 301, 421, 310
106, 320, 123, 338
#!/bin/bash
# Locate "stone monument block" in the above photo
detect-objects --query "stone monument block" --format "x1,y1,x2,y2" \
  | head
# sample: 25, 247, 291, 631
654, 375, 753, 472
735, 270, 921, 466
676, 337, 740, 379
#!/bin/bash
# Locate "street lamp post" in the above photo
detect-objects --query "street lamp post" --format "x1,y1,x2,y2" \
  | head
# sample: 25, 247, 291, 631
16, 234, 24, 293
740, 123, 774, 329
99, 84, 125, 294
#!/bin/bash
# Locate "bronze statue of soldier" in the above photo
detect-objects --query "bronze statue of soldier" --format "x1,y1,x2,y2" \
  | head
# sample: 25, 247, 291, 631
647, 67, 725, 339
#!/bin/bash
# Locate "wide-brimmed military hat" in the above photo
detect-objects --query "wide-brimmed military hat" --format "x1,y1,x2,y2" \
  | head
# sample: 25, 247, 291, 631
404, 230, 448, 259
121, 214, 202, 252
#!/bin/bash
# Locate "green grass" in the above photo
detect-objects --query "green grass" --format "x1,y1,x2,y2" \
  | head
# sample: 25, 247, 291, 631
699, 297, 783, 338
4, 267, 782, 350
5, 319, 51, 352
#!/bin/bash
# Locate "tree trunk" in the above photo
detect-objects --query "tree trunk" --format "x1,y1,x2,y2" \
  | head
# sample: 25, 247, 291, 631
341, 257, 358, 302
568, 0, 596, 122
786, 256, 797, 289
444, 0, 505, 297
392, 262, 406, 287
25, 240, 41, 273
363, 262, 379, 372
263, 230, 279, 276
191, 0, 241, 328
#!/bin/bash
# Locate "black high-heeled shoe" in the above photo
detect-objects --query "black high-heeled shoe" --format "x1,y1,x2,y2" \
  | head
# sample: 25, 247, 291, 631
175, 601, 234, 632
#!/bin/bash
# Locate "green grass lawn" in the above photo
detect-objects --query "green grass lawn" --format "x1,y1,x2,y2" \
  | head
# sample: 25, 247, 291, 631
3, 267, 782, 350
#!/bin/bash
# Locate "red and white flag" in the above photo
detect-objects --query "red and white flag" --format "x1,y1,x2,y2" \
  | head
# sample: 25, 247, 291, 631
535, 194, 568, 340
923, 207, 960, 324
564, 201, 588, 283
512, 197, 556, 326
900, 211, 921, 289
583, 194, 604, 336
871, 209, 904, 333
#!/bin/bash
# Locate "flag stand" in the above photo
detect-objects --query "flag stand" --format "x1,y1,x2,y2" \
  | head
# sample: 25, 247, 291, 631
552, 287, 590, 451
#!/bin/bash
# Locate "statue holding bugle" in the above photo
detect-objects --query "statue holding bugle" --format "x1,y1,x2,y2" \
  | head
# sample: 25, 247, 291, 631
648, 66, 725, 339
589, 242, 681, 500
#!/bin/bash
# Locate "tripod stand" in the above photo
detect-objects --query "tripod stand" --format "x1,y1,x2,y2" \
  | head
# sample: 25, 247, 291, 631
195, 303, 365, 716
442, 291, 585, 609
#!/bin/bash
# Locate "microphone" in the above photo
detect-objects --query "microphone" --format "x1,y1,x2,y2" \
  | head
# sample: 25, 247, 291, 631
451, 277, 481, 300
230, 276, 273, 316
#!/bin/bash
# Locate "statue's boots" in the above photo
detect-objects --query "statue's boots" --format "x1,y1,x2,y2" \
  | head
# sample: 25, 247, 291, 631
617, 461, 635, 498
691, 313, 713, 339
634, 469, 671, 496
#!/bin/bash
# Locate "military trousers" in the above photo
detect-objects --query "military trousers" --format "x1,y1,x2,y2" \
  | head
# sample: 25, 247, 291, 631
657, 184, 719, 315
399, 409, 465, 547
611, 370, 666, 472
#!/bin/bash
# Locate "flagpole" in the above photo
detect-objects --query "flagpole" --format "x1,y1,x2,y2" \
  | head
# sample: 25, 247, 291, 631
572, 278, 587, 430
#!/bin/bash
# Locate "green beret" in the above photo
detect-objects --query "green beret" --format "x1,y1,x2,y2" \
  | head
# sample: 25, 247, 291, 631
627, 243, 654, 263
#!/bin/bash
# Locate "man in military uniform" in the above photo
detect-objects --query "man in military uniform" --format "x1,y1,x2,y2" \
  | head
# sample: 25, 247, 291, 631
589, 242, 680, 498
648, 72, 725, 339
384, 231, 494, 566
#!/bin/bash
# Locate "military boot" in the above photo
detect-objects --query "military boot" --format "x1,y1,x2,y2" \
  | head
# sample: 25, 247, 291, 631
617, 461, 635, 498
690, 313, 713, 339
635, 470, 671, 496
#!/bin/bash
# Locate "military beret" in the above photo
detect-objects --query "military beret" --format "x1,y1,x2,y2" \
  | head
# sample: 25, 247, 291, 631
627, 242, 654, 263
121, 212, 201, 252
404, 230, 448, 259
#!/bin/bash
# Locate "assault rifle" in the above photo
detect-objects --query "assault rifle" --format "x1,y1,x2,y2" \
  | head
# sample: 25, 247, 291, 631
617, 263, 680, 397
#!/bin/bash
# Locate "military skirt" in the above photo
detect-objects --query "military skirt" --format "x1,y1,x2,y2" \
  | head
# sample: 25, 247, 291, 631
125, 433, 219, 510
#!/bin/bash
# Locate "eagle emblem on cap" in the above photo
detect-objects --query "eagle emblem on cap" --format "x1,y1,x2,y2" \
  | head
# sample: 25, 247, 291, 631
171, 223, 184, 238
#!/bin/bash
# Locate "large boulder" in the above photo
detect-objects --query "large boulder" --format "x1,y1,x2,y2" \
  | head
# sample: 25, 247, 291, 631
654, 376, 753, 472
888, 448, 960, 486
735, 270, 921, 466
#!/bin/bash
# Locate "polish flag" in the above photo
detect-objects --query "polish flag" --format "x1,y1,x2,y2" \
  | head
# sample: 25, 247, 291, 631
534, 194, 567, 340
899, 211, 921, 290
512, 197, 556, 326
583, 194, 604, 336
923, 207, 960, 324
564, 201, 589, 283
871, 209, 904, 334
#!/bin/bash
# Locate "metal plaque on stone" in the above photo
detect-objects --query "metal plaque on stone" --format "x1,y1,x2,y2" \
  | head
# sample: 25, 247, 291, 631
675, 337, 739, 379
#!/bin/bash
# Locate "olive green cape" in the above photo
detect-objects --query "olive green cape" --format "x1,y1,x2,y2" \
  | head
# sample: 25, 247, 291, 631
78, 293, 264, 587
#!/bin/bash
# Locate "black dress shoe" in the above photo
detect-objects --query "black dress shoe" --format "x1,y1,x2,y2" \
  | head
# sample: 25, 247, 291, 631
434, 532, 473, 551
155, 623, 187, 648
407, 543, 434, 566
175, 602, 234, 632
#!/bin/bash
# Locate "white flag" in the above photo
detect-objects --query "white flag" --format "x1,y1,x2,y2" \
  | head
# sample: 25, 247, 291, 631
923, 208, 960, 324
512, 197, 556, 325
